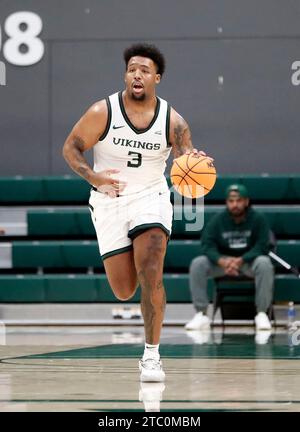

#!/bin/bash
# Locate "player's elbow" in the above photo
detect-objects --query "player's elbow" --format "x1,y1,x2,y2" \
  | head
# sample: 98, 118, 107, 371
62, 137, 74, 162
62, 141, 70, 162
63, 134, 86, 160
62, 141, 67, 159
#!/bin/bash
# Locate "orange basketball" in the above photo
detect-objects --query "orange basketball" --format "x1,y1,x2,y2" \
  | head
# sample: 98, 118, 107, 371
170, 154, 216, 198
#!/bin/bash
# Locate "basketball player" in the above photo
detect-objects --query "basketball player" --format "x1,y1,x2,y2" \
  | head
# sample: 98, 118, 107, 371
63, 43, 212, 382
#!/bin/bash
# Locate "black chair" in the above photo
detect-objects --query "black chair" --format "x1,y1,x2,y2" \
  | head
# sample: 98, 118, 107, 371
212, 275, 275, 325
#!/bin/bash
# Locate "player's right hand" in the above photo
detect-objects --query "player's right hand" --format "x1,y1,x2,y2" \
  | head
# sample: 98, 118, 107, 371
184, 149, 214, 162
90, 169, 127, 197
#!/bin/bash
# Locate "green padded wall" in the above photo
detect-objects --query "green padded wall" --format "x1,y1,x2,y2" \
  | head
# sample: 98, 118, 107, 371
1, 175, 300, 203
27, 207, 300, 238
0, 274, 298, 303
12, 240, 300, 268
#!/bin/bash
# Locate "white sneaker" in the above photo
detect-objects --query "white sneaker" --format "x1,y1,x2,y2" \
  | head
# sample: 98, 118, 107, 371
139, 382, 165, 412
255, 312, 272, 330
139, 357, 165, 382
185, 311, 211, 330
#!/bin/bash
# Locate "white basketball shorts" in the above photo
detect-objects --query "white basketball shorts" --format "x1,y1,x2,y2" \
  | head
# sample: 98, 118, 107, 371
88, 186, 173, 261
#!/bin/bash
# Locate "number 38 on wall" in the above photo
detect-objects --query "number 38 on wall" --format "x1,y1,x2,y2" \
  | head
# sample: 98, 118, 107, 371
0, 11, 44, 66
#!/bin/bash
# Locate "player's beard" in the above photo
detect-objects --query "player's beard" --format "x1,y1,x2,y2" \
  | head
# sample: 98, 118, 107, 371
130, 91, 146, 101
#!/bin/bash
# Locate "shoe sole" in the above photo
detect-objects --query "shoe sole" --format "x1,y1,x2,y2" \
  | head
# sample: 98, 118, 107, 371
185, 323, 211, 331
140, 373, 165, 383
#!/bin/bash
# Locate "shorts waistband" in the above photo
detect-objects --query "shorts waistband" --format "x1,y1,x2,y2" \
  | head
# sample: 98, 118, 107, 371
91, 186, 119, 197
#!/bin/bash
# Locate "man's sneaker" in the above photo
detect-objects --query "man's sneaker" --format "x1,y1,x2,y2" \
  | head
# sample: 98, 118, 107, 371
139, 357, 165, 382
185, 311, 211, 330
255, 312, 272, 330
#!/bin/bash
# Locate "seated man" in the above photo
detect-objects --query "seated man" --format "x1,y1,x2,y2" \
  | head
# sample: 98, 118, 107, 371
185, 184, 274, 331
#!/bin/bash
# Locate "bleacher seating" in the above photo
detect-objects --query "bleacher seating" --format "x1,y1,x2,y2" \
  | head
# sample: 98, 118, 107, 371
26, 207, 300, 238
0, 174, 300, 204
0, 175, 299, 304
0, 273, 299, 303
8, 239, 300, 269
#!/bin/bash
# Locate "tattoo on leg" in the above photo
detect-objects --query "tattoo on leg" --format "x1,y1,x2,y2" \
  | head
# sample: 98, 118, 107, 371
149, 233, 164, 250
139, 271, 166, 344
157, 279, 162, 291
136, 232, 167, 344
160, 283, 166, 314
139, 269, 156, 344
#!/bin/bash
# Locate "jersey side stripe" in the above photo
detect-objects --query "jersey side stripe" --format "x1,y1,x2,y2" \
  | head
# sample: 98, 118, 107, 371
99, 97, 112, 141
166, 104, 171, 148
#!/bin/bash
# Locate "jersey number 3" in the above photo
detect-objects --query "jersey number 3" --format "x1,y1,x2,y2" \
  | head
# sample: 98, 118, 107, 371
127, 151, 142, 168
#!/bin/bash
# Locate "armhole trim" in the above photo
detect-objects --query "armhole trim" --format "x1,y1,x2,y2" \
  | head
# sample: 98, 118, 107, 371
166, 104, 172, 148
98, 97, 112, 141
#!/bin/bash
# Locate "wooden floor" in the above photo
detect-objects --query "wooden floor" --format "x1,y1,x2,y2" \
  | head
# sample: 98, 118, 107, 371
0, 325, 300, 412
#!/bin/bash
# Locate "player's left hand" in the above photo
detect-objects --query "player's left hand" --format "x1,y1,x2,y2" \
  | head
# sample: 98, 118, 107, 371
185, 149, 214, 161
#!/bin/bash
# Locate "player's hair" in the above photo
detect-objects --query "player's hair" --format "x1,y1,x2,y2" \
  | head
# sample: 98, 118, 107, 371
123, 43, 166, 76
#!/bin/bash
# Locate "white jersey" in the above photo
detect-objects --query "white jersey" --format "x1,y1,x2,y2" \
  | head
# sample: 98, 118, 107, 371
93, 91, 172, 196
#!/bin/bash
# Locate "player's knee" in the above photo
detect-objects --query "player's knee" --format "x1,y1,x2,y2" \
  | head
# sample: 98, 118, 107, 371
138, 256, 162, 281
112, 282, 138, 301
146, 255, 161, 271
114, 290, 135, 301
140, 276, 164, 298
115, 292, 134, 301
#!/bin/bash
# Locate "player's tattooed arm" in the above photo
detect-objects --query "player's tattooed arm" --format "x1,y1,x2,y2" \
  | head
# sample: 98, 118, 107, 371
169, 109, 193, 158
63, 135, 95, 183
63, 100, 127, 196
169, 108, 212, 160
63, 100, 107, 185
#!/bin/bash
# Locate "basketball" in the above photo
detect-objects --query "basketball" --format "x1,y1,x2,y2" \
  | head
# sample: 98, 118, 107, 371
170, 153, 217, 198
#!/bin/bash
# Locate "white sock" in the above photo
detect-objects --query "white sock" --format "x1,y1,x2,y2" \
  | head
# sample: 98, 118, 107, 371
143, 343, 160, 360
